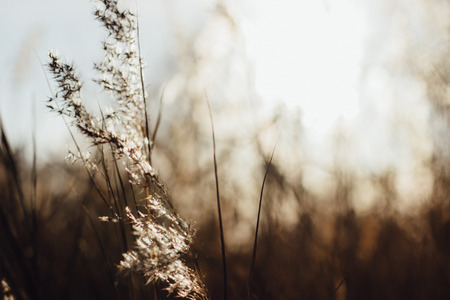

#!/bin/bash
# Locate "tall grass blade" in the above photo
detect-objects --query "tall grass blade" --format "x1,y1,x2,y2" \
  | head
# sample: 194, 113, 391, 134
151, 87, 165, 149
0, 117, 38, 299
0, 117, 28, 228
136, 15, 152, 166
206, 95, 227, 300
247, 140, 277, 299
30, 97, 40, 296
82, 205, 118, 296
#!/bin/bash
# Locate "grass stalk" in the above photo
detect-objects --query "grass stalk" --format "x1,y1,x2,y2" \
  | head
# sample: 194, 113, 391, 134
136, 16, 152, 166
247, 141, 277, 299
206, 95, 228, 300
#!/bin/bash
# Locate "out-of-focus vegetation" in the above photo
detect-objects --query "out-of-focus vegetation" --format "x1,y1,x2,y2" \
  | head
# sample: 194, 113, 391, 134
1, 0, 450, 299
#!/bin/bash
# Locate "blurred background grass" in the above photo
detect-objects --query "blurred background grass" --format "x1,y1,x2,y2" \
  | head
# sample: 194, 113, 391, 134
1, 0, 450, 299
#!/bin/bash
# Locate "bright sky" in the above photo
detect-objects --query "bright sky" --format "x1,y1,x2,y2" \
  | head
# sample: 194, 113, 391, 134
0, 0, 440, 185
242, 0, 365, 133
0, 0, 365, 128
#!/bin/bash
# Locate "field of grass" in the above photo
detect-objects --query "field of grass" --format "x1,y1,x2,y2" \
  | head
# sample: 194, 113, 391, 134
1, 0, 449, 299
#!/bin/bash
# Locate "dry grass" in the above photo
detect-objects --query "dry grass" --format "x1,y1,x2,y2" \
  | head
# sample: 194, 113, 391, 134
1, 1, 450, 300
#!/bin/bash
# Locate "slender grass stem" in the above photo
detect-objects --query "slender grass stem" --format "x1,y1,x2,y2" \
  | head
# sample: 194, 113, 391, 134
206, 95, 227, 300
247, 140, 277, 299
151, 87, 165, 149
136, 16, 152, 166
82, 205, 119, 297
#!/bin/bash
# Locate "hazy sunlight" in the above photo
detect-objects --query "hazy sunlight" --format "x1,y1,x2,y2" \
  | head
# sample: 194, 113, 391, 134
243, 0, 366, 133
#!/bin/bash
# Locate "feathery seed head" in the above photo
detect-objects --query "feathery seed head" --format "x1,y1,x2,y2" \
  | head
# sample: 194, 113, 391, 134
48, 1, 207, 298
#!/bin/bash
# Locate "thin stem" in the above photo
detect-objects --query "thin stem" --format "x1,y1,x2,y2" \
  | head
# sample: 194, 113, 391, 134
136, 14, 152, 166
151, 86, 165, 149
82, 205, 119, 297
206, 95, 227, 300
247, 140, 277, 299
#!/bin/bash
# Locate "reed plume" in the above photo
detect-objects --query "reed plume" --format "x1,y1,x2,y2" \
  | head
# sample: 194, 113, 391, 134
47, 1, 208, 298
